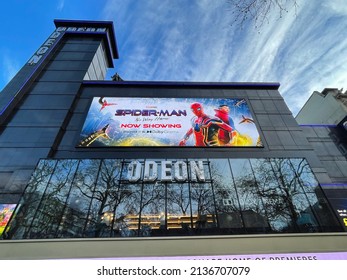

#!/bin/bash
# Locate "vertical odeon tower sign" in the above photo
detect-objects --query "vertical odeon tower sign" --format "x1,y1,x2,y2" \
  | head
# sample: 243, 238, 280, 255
0, 19, 118, 125
28, 26, 108, 65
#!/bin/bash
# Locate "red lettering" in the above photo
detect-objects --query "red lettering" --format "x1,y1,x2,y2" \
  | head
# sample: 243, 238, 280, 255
120, 124, 141, 128
142, 124, 182, 128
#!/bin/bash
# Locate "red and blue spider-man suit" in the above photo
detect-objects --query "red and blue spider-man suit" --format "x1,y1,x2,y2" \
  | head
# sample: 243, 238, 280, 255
179, 102, 233, 146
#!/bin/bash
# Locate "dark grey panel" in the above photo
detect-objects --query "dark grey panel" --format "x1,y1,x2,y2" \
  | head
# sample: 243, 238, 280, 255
80, 87, 258, 99
262, 131, 282, 147
244, 89, 259, 98
0, 193, 22, 204
74, 98, 91, 113
0, 127, 59, 147
256, 114, 272, 128
324, 161, 344, 178
277, 131, 296, 147
324, 142, 344, 156
282, 115, 299, 127
29, 82, 81, 95
53, 51, 95, 61
7, 109, 68, 127
250, 100, 265, 113
269, 114, 286, 127
302, 153, 326, 169
45, 60, 91, 71
223, 89, 248, 98
59, 130, 79, 148
0, 67, 34, 94
311, 142, 329, 156
337, 161, 347, 177
268, 90, 282, 97
59, 43, 99, 52
64, 37, 102, 43
273, 99, 292, 114
0, 148, 50, 168
0, 172, 12, 189
3, 169, 33, 193
289, 130, 311, 147
38, 70, 87, 82
81, 87, 156, 97
313, 127, 330, 138
65, 112, 85, 130
257, 90, 270, 97
19, 95, 75, 110
262, 100, 279, 113
300, 126, 317, 138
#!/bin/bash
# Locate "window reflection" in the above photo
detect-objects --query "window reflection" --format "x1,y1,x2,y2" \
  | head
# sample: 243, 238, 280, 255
167, 182, 191, 235
250, 159, 290, 232
290, 158, 341, 231
140, 182, 165, 236
230, 159, 269, 233
210, 159, 243, 233
190, 182, 216, 233
29, 160, 78, 238
3, 157, 343, 239
5, 160, 57, 239
57, 159, 101, 238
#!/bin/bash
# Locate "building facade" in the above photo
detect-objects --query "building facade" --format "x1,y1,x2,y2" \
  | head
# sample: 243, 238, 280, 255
296, 88, 347, 232
0, 20, 346, 260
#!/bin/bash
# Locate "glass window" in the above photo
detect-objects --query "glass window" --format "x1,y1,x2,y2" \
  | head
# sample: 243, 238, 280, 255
5, 160, 57, 239
28, 160, 78, 238
4, 157, 343, 240
86, 159, 124, 237
140, 182, 165, 236
230, 159, 269, 233
250, 159, 294, 232
270, 158, 320, 233
167, 182, 192, 235
209, 159, 243, 233
57, 159, 101, 238
190, 181, 216, 234
290, 158, 341, 231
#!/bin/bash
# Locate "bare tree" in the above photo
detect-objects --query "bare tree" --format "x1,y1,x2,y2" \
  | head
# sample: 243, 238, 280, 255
227, 0, 299, 28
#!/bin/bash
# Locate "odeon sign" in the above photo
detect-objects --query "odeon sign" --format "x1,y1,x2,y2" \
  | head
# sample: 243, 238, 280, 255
28, 26, 107, 65
127, 160, 206, 183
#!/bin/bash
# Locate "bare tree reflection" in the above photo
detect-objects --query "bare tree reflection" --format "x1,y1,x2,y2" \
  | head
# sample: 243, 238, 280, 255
5, 158, 342, 239
86, 160, 138, 237
57, 160, 101, 237
209, 159, 244, 232
3, 160, 56, 239
28, 160, 78, 238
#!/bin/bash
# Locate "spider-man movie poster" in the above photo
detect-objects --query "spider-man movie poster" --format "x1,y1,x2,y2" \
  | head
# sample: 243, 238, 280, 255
78, 97, 263, 147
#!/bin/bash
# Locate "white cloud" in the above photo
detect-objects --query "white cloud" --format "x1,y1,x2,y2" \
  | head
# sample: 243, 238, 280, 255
1, 53, 20, 87
57, 0, 65, 11
101, 0, 347, 116
322, 0, 347, 16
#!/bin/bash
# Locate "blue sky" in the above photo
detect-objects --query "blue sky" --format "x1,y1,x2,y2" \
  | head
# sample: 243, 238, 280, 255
1, 0, 346, 116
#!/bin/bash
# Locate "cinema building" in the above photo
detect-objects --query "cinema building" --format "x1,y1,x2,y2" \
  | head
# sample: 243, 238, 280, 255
0, 19, 346, 260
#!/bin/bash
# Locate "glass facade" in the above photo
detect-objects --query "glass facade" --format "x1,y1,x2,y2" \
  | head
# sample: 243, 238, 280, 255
3, 158, 342, 239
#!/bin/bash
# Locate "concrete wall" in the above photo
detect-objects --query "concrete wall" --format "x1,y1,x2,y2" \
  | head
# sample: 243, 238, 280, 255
296, 90, 347, 125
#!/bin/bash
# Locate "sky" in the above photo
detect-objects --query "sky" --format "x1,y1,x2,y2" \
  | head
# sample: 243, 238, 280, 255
0, 0, 346, 116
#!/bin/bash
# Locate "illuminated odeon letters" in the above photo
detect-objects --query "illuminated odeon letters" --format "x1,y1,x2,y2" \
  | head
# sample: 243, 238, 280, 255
127, 160, 206, 183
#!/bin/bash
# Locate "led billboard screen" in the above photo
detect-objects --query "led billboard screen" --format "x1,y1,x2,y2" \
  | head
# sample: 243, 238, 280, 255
78, 97, 263, 147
